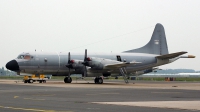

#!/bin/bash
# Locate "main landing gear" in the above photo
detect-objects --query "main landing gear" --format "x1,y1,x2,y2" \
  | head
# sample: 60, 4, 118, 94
94, 77, 103, 84
64, 76, 103, 84
64, 77, 72, 83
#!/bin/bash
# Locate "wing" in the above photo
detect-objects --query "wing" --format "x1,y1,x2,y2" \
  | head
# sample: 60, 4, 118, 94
104, 61, 141, 69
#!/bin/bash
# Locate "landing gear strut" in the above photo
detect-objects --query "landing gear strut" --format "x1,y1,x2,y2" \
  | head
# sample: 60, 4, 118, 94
94, 77, 103, 84
64, 77, 72, 83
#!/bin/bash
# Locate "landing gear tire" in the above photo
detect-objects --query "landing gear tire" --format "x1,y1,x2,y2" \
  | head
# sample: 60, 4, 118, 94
64, 77, 72, 83
98, 77, 103, 84
24, 80, 28, 83
94, 77, 103, 84
28, 79, 33, 83
94, 77, 98, 84
39, 80, 42, 83
43, 80, 46, 83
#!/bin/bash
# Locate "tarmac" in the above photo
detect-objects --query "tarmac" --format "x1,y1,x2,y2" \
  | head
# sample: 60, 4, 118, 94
0, 79, 200, 112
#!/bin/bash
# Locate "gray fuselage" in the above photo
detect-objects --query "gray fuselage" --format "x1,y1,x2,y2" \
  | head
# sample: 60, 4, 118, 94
16, 51, 170, 77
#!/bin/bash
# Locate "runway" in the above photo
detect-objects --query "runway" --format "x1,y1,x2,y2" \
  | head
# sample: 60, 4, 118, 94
0, 79, 200, 112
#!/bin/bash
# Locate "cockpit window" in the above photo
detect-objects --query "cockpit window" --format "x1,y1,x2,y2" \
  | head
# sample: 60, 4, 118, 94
17, 55, 31, 60
17, 55, 24, 59
24, 55, 31, 60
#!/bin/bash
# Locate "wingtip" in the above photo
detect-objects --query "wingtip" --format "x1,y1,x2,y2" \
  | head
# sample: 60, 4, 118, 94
188, 55, 195, 58
180, 55, 195, 58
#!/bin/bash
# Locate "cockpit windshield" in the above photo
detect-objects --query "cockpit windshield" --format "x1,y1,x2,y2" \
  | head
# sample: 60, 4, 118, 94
24, 55, 31, 60
17, 54, 32, 60
17, 55, 25, 59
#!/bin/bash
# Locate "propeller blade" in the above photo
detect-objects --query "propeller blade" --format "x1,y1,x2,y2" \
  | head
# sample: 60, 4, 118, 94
68, 52, 70, 63
84, 66, 87, 77
82, 49, 88, 78
84, 49, 87, 61
66, 52, 71, 68
68, 52, 71, 77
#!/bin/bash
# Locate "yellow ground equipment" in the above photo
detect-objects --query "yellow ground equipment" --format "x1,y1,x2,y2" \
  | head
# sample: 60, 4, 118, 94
23, 74, 49, 83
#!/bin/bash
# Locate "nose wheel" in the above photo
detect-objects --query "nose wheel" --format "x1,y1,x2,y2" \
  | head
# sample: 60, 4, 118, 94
94, 77, 103, 84
64, 77, 72, 83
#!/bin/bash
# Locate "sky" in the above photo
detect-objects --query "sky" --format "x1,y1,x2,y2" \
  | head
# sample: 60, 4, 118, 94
0, 0, 199, 70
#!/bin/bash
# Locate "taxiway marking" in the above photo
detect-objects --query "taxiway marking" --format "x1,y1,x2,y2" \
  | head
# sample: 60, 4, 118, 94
24, 97, 45, 101
14, 96, 19, 98
0, 105, 55, 112
92, 101, 200, 111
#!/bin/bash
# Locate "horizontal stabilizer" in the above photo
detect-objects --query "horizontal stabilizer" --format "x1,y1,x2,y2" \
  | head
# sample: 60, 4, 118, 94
104, 62, 141, 69
156, 51, 187, 59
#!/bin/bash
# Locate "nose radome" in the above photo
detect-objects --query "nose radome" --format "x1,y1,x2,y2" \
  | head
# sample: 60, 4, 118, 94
6, 60, 19, 71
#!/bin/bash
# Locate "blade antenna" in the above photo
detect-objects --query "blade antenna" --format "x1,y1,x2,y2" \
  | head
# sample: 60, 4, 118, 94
84, 49, 87, 61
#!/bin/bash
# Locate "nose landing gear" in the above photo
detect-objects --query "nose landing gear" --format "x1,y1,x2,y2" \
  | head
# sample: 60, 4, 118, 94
64, 77, 72, 83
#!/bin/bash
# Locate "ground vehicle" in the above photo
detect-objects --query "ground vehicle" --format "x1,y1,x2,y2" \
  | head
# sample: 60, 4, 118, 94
23, 74, 48, 83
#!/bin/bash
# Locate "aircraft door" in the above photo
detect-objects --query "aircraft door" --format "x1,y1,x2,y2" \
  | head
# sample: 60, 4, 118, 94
32, 54, 40, 73
23, 54, 32, 73
27, 55, 39, 73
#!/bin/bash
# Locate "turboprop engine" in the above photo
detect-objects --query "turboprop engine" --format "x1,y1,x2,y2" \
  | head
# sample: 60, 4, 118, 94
66, 52, 85, 77
84, 57, 120, 70
85, 57, 103, 70
82, 49, 105, 70
66, 59, 84, 69
81, 49, 123, 77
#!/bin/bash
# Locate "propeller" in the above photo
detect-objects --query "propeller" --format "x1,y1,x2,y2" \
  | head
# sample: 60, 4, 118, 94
66, 52, 74, 77
82, 49, 91, 77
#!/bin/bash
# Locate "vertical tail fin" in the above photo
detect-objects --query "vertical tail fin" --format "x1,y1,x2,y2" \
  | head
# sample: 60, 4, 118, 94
124, 23, 169, 55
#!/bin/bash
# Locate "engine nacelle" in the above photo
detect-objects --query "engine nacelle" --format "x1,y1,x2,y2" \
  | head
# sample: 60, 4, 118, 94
87, 57, 104, 70
67, 59, 84, 69
102, 72, 111, 77
73, 60, 85, 69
